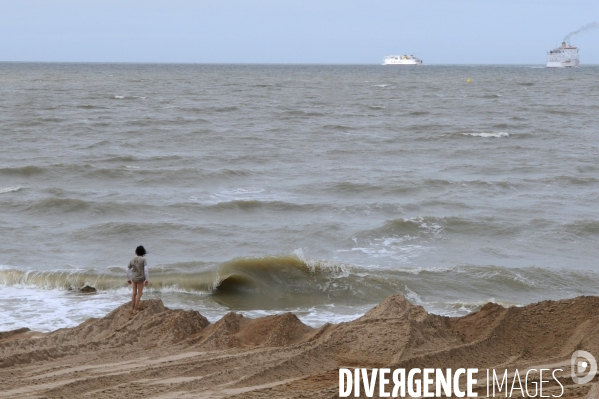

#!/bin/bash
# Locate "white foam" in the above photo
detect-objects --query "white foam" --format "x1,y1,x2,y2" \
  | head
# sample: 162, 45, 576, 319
0, 186, 21, 194
0, 282, 215, 332
114, 95, 125, 99
292, 248, 306, 261
125, 165, 140, 169
428, 298, 522, 317
463, 132, 510, 138
202, 187, 285, 205
341, 217, 442, 264
373, 84, 389, 88
0, 286, 128, 332
345, 242, 428, 265
221, 188, 266, 196
404, 285, 424, 305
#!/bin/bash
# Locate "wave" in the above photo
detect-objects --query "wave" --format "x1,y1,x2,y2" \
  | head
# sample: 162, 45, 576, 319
325, 179, 463, 197
19, 196, 312, 217
211, 106, 238, 112
323, 124, 355, 131
83, 140, 111, 149
0, 166, 45, 176
24, 197, 91, 213
481, 94, 502, 98
20, 197, 153, 216
363, 216, 514, 238
327, 181, 381, 194
0, 255, 352, 298
462, 132, 510, 138
544, 109, 575, 115
534, 175, 599, 185
102, 155, 174, 162
439, 131, 516, 140
365, 217, 444, 237
561, 220, 599, 236
281, 110, 325, 117
525, 218, 599, 238
206, 199, 307, 212
510, 116, 527, 121
75, 104, 108, 109
69, 222, 213, 238
122, 117, 207, 127
354, 215, 575, 243
111, 94, 148, 101
0, 162, 254, 184
201, 168, 255, 179
1, 258, 598, 312
0, 186, 21, 194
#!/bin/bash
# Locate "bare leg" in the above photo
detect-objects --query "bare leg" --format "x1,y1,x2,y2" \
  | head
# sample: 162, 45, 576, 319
133, 283, 144, 313
131, 282, 139, 312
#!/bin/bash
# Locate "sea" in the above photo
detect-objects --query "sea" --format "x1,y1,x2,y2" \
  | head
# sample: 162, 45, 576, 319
1, 63, 598, 332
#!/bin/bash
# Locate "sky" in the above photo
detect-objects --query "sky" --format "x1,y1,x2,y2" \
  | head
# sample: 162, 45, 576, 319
1, 0, 598, 64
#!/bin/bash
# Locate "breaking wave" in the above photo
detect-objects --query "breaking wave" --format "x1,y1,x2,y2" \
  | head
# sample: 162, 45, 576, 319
0, 186, 21, 194
1, 255, 598, 312
462, 132, 510, 138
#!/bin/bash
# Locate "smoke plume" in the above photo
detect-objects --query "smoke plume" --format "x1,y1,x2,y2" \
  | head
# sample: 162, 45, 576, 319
563, 22, 598, 42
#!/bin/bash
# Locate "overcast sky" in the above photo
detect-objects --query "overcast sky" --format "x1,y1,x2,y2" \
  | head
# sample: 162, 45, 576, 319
1, 0, 598, 64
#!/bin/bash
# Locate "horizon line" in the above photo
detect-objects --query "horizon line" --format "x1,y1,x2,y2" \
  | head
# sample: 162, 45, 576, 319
4, 61, 599, 66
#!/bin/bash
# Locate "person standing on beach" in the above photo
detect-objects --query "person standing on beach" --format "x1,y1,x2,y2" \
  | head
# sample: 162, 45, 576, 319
127, 245, 150, 314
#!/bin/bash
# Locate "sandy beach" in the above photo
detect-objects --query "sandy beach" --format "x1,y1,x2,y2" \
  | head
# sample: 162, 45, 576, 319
1, 295, 599, 398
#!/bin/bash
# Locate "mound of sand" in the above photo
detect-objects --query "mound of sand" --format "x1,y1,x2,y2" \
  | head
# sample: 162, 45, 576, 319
0, 299, 209, 368
1, 295, 598, 398
188, 311, 316, 350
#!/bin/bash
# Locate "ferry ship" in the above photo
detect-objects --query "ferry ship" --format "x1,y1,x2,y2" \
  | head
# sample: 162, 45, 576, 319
546, 42, 579, 68
383, 54, 423, 65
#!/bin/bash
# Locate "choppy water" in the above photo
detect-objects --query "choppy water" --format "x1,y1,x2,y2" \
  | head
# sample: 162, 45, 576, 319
1, 63, 599, 332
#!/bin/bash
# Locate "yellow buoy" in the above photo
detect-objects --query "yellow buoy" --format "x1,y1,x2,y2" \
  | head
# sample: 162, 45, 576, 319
467, 78, 471, 83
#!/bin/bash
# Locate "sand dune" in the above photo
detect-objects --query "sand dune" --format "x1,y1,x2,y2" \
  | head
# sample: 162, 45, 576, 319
1, 295, 598, 398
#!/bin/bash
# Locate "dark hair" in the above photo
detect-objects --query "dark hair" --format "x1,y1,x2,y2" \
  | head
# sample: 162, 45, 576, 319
135, 245, 146, 256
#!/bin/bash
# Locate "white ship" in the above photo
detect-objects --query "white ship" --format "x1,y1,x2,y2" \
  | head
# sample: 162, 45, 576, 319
383, 54, 423, 65
546, 42, 579, 68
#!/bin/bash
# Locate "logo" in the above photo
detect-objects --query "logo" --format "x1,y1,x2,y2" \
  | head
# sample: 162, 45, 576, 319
339, 351, 598, 398
571, 350, 597, 385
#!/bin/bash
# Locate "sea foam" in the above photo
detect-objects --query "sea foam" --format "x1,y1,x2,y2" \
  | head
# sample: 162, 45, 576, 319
462, 132, 510, 138
0, 186, 21, 194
